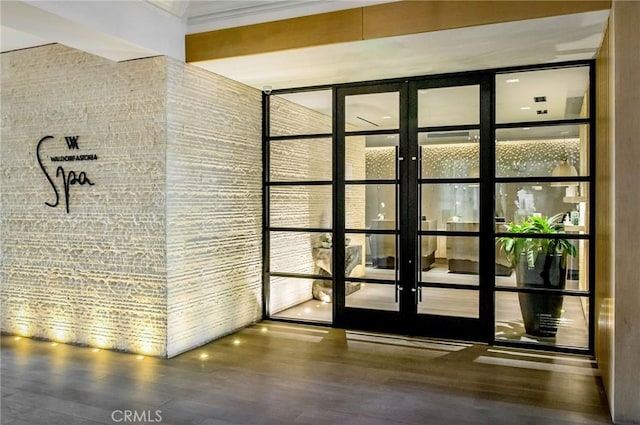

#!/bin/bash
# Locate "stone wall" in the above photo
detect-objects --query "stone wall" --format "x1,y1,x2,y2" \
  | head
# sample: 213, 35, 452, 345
0, 44, 168, 355
0, 44, 264, 358
165, 59, 262, 357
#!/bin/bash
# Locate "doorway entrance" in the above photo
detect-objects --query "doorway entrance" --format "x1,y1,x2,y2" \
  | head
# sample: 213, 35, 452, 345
333, 77, 491, 340
264, 62, 594, 353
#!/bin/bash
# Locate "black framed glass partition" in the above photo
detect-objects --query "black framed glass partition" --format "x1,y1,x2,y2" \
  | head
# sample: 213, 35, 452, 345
493, 65, 593, 350
265, 89, 334, 323
263, 61, 595, 354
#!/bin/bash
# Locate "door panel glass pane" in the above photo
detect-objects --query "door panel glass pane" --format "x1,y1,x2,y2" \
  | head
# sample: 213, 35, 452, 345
421, 183, 479, 229
270, 185, 332, 228
347, 134, 399, 181
345, 92, 399, 131
418, 288, 479, 318
270, 231, 327, 275
496, 66, 590, 124
270, 90, 332, 136
436, 236, 482, 283
345, 233, 398, 281
345, 232, 396, 279
495, 292, 589, 349
496, 125, 589, 178
418, 85, 479, 127
269, 276, 332, 324
270, 138, 332, 181
345, 282, 398, 311
419, 130, 479, 179
346, 184, 396, 230
495, 183, 589, 233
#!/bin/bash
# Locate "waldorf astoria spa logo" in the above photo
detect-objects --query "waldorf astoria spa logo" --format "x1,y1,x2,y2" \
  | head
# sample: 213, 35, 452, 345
36, 135, 98, 213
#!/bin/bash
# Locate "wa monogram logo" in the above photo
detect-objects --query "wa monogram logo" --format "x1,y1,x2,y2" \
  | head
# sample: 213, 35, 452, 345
36, 135, 99, 214
65, 136, 79, 150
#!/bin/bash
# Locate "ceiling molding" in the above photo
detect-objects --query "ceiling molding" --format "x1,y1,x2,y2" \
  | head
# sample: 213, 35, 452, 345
145, 0, 190, 19
188, 1, 326, 26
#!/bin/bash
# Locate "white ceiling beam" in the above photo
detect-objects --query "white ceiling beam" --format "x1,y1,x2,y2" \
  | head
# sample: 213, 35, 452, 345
1, 0, 186, 61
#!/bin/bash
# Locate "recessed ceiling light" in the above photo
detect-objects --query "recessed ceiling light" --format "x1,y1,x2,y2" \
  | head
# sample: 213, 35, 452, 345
382, 115, 392, 119
522, 127, 531, 130
520, 106, 531, 110
506, 78, 520, 83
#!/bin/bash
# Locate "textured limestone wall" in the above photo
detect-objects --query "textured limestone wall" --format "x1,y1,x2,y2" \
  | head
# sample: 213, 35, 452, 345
165, 59, 262, 357
0, 44, 168, 355
1, 44, 264, 358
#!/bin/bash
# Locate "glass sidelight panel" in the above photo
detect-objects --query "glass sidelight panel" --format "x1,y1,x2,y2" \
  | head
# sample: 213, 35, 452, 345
419, 130, 480, 179
495, 292, 589, 349
494, 182, 590, 233
496, 125, 590, 178
418, 85, 480, 127
496, 66, 590, 124
270, 137, 332, 181
270, 90, 332, 136
270, 185, 332, 228
345, 92, 399, 131
418, 288, 479, 318
270, 231, 328, 275
270, 276, 332, 324
495, 238, 590, 292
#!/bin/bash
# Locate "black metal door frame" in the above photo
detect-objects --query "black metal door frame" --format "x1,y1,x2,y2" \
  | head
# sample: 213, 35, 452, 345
334, 76, 493, 342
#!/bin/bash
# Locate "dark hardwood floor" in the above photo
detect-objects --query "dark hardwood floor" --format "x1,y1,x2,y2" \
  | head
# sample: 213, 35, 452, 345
1, 321, 611, 425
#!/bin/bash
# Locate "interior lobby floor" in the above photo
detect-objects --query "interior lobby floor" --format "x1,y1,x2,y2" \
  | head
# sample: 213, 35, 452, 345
1, 321, 610, 425
275, 264, 589, 349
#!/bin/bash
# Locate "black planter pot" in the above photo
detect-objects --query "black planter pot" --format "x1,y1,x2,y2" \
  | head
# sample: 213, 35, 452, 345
515, 254, 566, 337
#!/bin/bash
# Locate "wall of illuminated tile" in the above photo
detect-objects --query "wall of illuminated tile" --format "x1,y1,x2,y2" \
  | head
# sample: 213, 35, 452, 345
0, 44, 263, 357
165, 59, 262, 357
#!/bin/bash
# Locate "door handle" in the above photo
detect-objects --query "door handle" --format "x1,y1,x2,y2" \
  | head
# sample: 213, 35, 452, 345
395, 284, 403, 303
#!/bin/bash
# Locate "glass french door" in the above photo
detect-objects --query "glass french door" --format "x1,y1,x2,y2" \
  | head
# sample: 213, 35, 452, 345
335, 76, 492, 341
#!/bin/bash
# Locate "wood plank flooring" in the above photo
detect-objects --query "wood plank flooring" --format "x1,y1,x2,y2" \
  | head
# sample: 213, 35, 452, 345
1, 322, 611, 425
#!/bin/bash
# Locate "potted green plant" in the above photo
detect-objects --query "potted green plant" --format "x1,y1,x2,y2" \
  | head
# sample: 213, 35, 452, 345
499, 213, 577, 337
